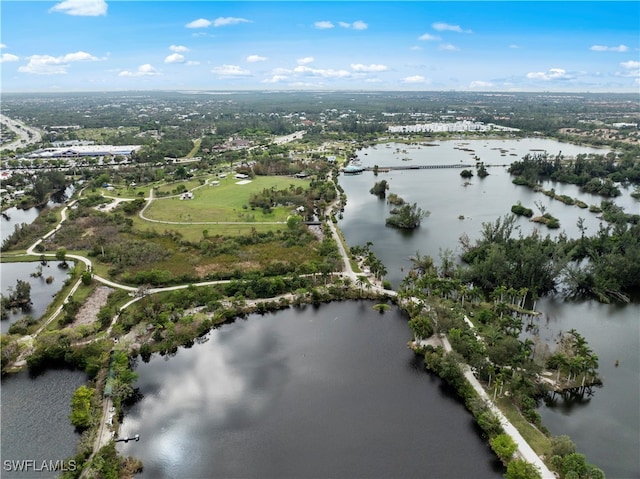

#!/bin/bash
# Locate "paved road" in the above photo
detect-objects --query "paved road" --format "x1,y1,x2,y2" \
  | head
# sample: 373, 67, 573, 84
437, 334, 555, 478
0, 113, 42, 151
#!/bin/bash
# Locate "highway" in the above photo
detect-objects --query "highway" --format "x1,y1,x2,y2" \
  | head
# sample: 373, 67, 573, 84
0, 114, 42, 151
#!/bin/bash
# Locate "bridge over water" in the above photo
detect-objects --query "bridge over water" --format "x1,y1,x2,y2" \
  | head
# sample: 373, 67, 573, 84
363, 163, 509, 171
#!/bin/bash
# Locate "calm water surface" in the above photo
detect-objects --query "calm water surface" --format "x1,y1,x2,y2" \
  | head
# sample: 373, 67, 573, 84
118, 302, 503, 479
1, 369, 86, 479
339, 139, 639, 477
1, 261, 73, 334
1, 206, 42, 245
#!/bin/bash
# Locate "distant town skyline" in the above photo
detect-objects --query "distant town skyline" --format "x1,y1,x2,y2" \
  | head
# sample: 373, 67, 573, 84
1, 0, 638, 93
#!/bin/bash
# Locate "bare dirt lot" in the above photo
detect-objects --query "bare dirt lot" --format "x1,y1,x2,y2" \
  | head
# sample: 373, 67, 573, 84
73, 286, 114, 326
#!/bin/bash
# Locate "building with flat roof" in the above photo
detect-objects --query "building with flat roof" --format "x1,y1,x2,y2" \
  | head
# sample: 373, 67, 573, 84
28, 145, 142, 159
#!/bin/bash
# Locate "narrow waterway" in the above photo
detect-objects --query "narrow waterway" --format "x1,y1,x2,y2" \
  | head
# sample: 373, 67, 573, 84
118, 302, 504, 478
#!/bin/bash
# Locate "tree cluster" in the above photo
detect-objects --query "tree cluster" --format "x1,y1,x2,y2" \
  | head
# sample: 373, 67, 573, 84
386, 203, 429, 229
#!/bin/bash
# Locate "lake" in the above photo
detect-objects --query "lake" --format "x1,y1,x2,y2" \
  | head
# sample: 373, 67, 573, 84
1, 261, 73, 334
118, 301, 504, 478
0, 368, 87, 479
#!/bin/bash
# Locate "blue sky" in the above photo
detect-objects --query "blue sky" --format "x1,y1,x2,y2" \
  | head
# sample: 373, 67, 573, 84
1, 1, 638, 92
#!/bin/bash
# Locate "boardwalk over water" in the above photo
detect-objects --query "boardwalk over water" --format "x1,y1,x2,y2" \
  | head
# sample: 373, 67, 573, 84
362, 163, 509, 171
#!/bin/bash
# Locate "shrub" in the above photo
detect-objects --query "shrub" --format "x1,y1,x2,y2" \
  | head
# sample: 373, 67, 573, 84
490, 433, 517, 464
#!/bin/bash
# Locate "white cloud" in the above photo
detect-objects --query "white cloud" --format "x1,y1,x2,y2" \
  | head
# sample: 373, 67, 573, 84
432, 22, 472, 33
621, 60, 640, 69
351, 63, 388, 72
418, 33, 440, 41
246, 55, 267, 63
410, 46, 423, 51
470, 80, 494, 88
0, 53, 19, 63
352, 21, 368, 30
49, 0, 107, 16
186, 18, 212, 28
165, 53, 185, 64
509, 44, 520, 49
63, 51, 98, 62
403, 75, 426, 83
590, 44, 628, 52
119, 64, 160, 77
438, 44, 459, 51
0, 44, 7, 49
339, 20, 368, 30
293, 65, 351, 78
314, 21, 334, 29
212, 64, 251, 76
18, 51, 99, 74
297, 57, 314, 65
526, 68, 573, 81
617, 60, 640, 78
272, 67, 292, 75
170, 45, 189, 53
262, 75, 288, 83
187, 16, 251, 28
212, 17, 251, 27
186, 61, 200, 66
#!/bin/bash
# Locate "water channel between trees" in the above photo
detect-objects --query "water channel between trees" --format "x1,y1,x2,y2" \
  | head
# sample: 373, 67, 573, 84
337, 138, 639, 478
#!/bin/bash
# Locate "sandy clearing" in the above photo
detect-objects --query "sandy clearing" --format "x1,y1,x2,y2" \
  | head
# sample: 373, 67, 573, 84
72, 285, 114, 326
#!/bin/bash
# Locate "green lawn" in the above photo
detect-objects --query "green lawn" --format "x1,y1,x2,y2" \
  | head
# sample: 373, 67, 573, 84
97, 186, 150, 199
495, 396, 553, 459
154, 177, 210, 196
143, 175, 308, 223
131, 216, 285, 241
185, 138, 201, 158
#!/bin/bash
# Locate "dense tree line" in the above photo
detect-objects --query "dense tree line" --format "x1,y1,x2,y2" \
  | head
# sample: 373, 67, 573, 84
508, 152, 640, 197
459, 214, 640, 303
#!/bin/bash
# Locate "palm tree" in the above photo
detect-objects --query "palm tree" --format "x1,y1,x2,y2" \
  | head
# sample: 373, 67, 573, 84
518, 287, 529, 308
486, 363, 496, 388
567, 356, 584, 383
507, 287, 517, 305
439, 280, 454, 300
364, 278, 374, 295
355, 275, 367, 297
491, 285, 508, 305
486, 328, 504, 347
552, 353, 569, 383
520, 338, 535, 363
495, 300, 510, 321
409, 251, 435, 277
584, 353, 599, 384
467, 286, 484, 306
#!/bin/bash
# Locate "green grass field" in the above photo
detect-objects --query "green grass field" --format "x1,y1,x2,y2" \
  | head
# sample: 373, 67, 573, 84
143, 175, 309, 223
